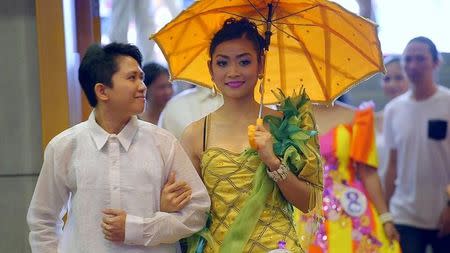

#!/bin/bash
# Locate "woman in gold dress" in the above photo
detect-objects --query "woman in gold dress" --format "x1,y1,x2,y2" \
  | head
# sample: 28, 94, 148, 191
181, 18, 323, 253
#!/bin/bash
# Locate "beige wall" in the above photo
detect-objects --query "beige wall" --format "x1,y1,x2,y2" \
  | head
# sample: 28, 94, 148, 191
0, 0, 75, 251
0, 0, 41, 252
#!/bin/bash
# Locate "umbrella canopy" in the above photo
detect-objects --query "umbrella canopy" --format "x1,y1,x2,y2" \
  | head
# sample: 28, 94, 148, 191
152, 0, 384, 104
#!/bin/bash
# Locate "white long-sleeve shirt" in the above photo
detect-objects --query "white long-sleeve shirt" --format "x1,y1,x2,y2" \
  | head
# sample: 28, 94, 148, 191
27, 112, 210, 253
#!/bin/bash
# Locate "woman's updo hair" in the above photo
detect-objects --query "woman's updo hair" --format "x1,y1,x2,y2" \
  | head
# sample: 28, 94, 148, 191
209, 18, 265, 62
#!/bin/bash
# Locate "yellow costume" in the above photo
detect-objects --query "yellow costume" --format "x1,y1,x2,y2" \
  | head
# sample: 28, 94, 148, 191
190, 91, 323, 253
201, 146, 301, 253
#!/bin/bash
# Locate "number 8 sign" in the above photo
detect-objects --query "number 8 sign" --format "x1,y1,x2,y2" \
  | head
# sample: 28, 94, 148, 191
340, 186, 368, 217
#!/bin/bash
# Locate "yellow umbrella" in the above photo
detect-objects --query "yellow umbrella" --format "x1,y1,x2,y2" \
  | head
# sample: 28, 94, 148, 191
152, 0, 384, 106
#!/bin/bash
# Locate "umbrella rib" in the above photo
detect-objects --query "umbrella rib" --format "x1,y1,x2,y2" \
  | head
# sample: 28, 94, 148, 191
282, 23, 329, 100
274, 22, 318, 26
313, 5, 380, 68
154, 6, 265, 38
321, 5, 332, 102
273, 9, 380, 69
322, 4, 376, 40
270, 23, 298, 41
171, 17, 213, 77
272, 0, 281, 16
245, 0, 267, 21
170, 45, 206, 78
272, 4, 321, 22
220, 10, 265, 23
269, 22, 360, 82
323, 26, 379, 68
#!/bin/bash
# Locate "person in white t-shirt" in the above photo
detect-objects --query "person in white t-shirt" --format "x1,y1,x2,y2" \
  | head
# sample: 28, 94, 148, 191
384, 36, 450, 253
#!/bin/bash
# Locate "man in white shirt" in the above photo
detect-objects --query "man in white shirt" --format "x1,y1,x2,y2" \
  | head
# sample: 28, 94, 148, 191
27, 42, 210, 253
384, 37, 450, 253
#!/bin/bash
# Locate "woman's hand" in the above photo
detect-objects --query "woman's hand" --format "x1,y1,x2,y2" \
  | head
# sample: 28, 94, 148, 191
383, 222, 400, 244
254, 124, 279, 170
160, 172, 192, 212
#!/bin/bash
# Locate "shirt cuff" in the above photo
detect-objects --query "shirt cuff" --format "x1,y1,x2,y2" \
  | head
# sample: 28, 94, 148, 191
124, 214, 144, 245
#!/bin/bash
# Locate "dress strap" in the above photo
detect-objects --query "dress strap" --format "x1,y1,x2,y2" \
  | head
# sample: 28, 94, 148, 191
202, 115, 209, 152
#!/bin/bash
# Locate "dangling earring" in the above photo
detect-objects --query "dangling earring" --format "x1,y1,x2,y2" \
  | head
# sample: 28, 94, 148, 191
258, 73, 264, 80
210, 85, 218, 97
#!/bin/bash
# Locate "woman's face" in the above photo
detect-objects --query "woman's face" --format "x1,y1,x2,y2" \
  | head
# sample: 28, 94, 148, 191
147, 73, 173, 107
209, 37, 262, 100
381, 61, 408, 100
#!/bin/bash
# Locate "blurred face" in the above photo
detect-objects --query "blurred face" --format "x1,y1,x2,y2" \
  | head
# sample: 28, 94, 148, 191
381, 61, 408, 100
147, 73, 173, 107
106, 56, 147, 116
403, 42, 438, 85
208, 37, 262, 100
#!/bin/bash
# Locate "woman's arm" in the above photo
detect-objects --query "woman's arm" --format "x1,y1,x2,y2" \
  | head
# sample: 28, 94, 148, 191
358, 163, 388, 215
254, 124, 315, 213
180, 121, 203, 175
358, 163, 399, 243
384, 149, 397, 202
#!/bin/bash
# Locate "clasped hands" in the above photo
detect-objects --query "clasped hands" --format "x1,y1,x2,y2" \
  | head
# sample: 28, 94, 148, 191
101, 171, 192, 242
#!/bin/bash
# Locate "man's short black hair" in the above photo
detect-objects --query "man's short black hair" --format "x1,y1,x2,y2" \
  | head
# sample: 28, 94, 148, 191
143, 62, 169, 87
407, 36, 440, 64
78, 42, 143, 107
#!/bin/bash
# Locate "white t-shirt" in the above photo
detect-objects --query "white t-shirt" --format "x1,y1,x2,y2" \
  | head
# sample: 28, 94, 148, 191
384, 86, 450, 229
375, 124, 388, 190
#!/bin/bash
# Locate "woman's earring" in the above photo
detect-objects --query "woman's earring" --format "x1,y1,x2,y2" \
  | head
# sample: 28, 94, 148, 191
258, 73, 264, 80
210, 85, 218, 97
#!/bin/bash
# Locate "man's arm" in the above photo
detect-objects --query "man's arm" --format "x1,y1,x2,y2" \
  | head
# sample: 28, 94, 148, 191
438, 185, 450, 237
382, 104, 397, 203
384, 149, 397, 202
123, 139, 210, 246
27, 143, 70, 253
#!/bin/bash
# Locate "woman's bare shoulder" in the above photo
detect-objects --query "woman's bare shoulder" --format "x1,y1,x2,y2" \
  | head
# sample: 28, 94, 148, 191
182, 117, 206, 144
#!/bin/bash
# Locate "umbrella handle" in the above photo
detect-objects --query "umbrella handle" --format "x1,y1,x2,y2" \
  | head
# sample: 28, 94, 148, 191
248, 118, 264, 149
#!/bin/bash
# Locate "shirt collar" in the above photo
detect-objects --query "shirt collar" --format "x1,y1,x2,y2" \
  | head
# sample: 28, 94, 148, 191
88, 111, 139, 152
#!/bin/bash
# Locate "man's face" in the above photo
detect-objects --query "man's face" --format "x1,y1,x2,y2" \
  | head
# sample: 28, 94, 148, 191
402, 42, 437, 84
106, 56, 147, 116
147, 73, 173, 107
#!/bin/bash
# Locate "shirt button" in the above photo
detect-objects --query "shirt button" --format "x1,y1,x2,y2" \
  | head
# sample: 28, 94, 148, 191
113, 186, 119, 190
